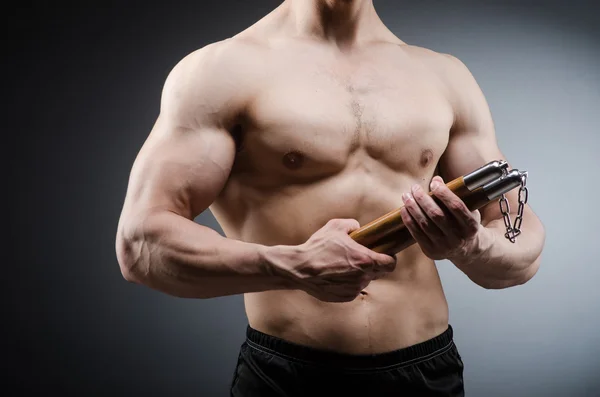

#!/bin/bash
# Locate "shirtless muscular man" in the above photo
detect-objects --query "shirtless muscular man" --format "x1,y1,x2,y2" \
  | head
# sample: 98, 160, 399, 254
116, 1, 545, 396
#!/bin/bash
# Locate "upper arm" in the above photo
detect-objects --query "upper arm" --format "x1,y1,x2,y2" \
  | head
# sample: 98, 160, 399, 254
120, 43, 245, 223
437, 55, 529, 225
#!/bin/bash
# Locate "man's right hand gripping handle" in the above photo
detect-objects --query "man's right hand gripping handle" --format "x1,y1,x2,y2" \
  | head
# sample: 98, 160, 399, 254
268, 219, 397, 303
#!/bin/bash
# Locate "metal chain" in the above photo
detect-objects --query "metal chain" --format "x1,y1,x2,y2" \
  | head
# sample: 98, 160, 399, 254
499, 174, 528, 243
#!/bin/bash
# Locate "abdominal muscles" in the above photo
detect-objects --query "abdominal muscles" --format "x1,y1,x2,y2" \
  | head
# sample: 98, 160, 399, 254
211, 156, 450, 354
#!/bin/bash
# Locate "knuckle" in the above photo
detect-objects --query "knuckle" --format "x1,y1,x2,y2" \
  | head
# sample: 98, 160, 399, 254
467, 221, 479, 234
417, 218, 429, 229
354, 250, 374, 264
381, 258, 397, 269
327, 218, 342, 227
449, 201, 465, 212
429, 208, 445, 221
358, 257, 375, 270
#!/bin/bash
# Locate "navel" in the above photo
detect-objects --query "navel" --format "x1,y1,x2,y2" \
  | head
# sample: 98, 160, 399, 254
420, 149, 434, 167
282, 150, 305, 170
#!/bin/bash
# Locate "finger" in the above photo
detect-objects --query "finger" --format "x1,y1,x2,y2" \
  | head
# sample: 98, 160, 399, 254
306, 284, 357, 303
402, 190, 443, 238
431, 175, 445, 185
370, 262, 395, 278
430, 180, 480, 236
358, 277, 373, 291
313, 292, 355, 303
326, 285, 363, 301
400, 206, 433, 248
328, 218, 361, 233
355, 253, 395, 275
373, 257, 396, 273
358, 245, 397, 270
319, 275, 358, 286
410, 183, 455, 237
371, 251, 397, 268
345, 236, 397, 270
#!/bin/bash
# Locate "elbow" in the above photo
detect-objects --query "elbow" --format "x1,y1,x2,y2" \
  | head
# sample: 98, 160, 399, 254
515, 255, 542, 286
478, 256, 542, 290
115, 221, 150, 284
476, 277, 521, 290
118, 255, 142, 284
476, 278, 512, 290
115, 236, 142, 284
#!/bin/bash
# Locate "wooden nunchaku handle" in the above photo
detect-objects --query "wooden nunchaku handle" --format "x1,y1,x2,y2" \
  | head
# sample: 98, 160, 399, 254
348, 176, 493, 256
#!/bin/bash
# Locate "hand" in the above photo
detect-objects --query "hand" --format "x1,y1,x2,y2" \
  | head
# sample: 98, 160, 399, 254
400, 176, 485, 261
281, 219, 397, 303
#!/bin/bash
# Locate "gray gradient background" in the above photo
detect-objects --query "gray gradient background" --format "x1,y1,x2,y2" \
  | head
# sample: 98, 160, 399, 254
7, 1, 600, 396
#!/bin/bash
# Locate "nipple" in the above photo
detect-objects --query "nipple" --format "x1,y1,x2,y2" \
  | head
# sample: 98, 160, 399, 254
420, 149, 434, 167
282, 151, 305, 170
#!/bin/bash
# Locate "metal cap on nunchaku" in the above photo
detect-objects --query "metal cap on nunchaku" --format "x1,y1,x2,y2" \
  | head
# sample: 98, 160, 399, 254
459, 160, 528, 208
462, 160, 509, 191
481, 169, 528, 200
462, 159, 527, 200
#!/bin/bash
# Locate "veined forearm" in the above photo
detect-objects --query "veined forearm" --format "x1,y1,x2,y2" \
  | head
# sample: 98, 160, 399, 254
116, 210, 290, 298
451, 219, 545, 289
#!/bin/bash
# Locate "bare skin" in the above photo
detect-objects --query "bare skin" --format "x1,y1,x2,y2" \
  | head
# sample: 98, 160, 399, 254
116, 0, 545, 355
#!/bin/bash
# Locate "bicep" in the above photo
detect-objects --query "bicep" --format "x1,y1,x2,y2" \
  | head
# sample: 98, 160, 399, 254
122, 45, 243, 221
124, 116, 236, 220
438, 56, 516, 225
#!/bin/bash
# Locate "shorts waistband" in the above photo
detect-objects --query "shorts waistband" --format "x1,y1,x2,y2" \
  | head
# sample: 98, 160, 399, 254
245, 325, 454, 370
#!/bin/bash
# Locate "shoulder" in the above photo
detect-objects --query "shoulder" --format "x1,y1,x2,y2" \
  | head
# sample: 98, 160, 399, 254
400, 45, 493, 133
160, 38, 267, 127
162, 37, 267, 102
401, 45, 476, 84
403, 45, 487, 111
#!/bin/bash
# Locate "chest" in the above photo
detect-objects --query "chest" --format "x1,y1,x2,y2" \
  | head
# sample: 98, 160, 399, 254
234, 51, 454, 182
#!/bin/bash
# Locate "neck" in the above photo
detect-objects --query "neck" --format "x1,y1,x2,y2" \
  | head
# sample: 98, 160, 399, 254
283, 0, 381, 46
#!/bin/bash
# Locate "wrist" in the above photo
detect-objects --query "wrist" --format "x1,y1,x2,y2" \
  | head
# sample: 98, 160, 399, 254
259, 244, 303, 290
450, 226, 495, 268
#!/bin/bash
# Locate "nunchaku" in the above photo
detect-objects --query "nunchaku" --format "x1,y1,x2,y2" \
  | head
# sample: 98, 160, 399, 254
349, 160, 529, 256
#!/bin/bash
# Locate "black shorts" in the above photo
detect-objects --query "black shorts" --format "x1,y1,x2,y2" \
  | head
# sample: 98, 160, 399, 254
230, 324, 464, 397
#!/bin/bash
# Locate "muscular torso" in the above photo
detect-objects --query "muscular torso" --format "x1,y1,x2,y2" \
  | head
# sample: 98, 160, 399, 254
209, 29, 456, 354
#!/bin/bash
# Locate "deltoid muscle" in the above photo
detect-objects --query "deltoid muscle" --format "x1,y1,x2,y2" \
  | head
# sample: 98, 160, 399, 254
349, 160, 528, 255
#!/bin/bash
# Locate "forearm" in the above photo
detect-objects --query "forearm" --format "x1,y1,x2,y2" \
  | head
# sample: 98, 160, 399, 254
451, 219, 545, 289
116, 210, 291, 298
